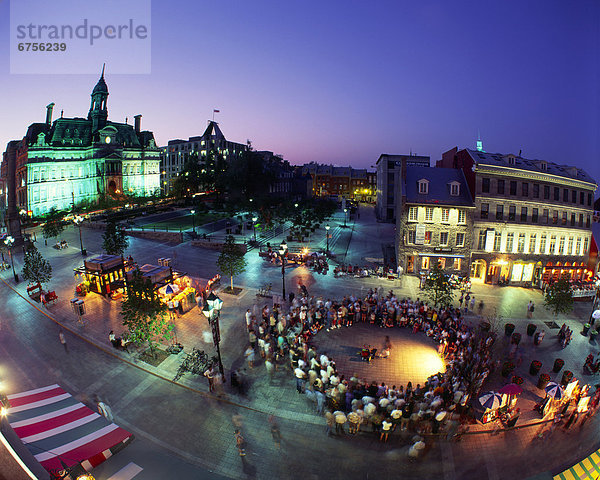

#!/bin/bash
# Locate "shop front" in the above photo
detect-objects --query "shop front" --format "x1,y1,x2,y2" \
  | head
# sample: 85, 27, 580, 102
74, 254, 126, 296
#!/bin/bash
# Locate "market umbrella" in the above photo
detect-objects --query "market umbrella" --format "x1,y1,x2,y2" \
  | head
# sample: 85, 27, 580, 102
499, 383, 523, 396
164, 284, 180, 295
592, 310, 600, 320
478, 391, 502, 410
545, 382, 564, 400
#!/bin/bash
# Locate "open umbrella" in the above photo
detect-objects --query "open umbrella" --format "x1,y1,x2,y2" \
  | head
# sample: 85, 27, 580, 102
592, 310, 600, 320
499, 383, 523, 396
545, 382, 564, 400
164, 284, 180, 295
479, 391, 502, 410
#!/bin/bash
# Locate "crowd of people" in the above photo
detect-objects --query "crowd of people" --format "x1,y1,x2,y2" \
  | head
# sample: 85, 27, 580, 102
242, 287, 498, 443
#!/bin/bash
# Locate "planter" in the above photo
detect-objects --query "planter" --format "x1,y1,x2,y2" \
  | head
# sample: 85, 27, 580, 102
505, 323, 516, 336
502, 361, 516, 378
511, 333, 522, 345
529, 360, 542, 376
590, 330, 598, 342
583, 324, 591, 336
511, 375, 524, 385
553, 358, 564, 373
527, 324, 537, 336
561, 370, 573, 386
537, 373, 551, 390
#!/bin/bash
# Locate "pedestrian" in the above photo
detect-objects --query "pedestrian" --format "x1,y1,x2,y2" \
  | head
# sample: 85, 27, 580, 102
234, 429, 246, 456
347, 411, 360, 434
325, 411, 335, 436
204, 365, 216, 392
529, 302, 535, 318
527, 301, 532, 318
478, 300, 484, 316
469, 296, 476, 312
244, 345, 255, 368
97, 400, 114, 422
59, 330, 68, 353
458, 294, 464, 308
534, 330, 545, 346
380, 418, 392, 442
464, 293, 470, 312
333, 410, 347, 435
269, 415, 282, 448
294, 366, 306, 393
265, 356, 275, 383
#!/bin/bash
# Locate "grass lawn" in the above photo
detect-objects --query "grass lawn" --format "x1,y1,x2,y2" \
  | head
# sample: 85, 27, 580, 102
139, 213, 226, 231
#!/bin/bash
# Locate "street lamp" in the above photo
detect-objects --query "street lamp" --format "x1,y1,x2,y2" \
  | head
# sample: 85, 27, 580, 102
73, 215, 86, 256
252, 216, 258, 242
4, 236, 18, 282
279, 240, 288, 301
325, 224, 330, 253
202, 292, 225, 380
343, 208, 348, 228
190, 209, 196, 233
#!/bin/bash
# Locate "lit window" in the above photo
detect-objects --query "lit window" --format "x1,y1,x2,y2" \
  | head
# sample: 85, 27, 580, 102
517, 233, 525, 253
408, 207, 418, 221
506, 233, 514, 252
421, 256, 430, 269
453, 258, 461, 270
424, 231, 432, 245
458, 210, 466, 224
540, 235, 547, 254
441, 209, 450, 223
408, 230, 415, 244
425, 207, 433, 222
577, 237, 582, 255
438, 258, 446, 269
494, 232, 502, 251
558, 237, 565, 255
529, 234, 536, 254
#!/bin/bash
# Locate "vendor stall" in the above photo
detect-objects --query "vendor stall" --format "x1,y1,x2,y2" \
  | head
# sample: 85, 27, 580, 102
159, 277, 197, 314
75, 254, 126, 296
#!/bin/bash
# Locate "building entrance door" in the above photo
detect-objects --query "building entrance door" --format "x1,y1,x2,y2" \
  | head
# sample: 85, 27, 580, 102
406, 255, 414, 273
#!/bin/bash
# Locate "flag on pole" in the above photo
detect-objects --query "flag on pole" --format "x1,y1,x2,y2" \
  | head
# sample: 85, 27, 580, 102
213, 109, 220, 113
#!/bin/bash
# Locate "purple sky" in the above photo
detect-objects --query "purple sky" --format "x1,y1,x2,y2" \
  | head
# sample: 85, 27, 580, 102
1, 1, 599, 184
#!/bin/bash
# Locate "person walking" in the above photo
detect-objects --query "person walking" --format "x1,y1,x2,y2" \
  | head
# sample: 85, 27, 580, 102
325, 411, 335, 436
269, 416, 282, 449
333, 410, 347, 435
478, 300, 484, 316
380, 418, 392, 442
96, 399, 114, 422
59, 330, 68, 353
469, 296, 476, 312
234, 429, 246, 456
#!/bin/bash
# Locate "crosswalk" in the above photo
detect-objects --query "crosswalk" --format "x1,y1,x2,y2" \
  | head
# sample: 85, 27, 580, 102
106, 462, 143, 480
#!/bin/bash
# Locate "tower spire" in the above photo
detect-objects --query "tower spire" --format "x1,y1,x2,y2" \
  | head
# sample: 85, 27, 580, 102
101, 63, 105, 78
476, 129, 483, 152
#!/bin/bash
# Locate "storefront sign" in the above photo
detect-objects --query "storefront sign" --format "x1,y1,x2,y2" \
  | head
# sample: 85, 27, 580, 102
434, 247, 453, 253
415, 224, 426, 245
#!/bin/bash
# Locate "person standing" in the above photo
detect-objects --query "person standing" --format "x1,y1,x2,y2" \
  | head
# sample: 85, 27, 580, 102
469, 296, 476, 312
204, 365, 216, 392
527, 301, 532, 318
59, 330, 68, 353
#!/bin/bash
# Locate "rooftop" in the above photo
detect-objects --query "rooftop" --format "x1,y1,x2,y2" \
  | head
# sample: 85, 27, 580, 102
405, 166, 473, 206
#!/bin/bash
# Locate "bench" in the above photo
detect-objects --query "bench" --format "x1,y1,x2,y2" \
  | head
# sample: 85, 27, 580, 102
27, 283, 42, 298
45, 291, 58, 304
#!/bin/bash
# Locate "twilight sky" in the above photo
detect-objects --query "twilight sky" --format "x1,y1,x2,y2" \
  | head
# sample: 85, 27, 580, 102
1, 1, 598, 183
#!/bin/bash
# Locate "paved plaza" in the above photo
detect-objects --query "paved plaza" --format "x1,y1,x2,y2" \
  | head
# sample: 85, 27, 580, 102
1, 204, 599, 479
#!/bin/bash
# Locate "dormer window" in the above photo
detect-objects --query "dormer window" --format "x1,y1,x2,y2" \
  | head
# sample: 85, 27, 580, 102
418, 179, 429, 194
449, 181, 460, 196
507, 156, 515, 166
540, 161, 547, 171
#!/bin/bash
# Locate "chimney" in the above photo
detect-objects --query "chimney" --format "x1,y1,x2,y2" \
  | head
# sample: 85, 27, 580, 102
134, 115, 142, 133
46, 103, 55, 125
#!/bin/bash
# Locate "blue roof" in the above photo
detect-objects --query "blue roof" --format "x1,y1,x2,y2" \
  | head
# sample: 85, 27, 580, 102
405, 167, 473, 207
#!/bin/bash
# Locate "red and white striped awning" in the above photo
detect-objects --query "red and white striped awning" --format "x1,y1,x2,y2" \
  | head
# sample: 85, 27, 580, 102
6, 384, 133, 474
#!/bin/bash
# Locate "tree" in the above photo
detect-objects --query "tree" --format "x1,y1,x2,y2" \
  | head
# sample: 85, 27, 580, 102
422, 261, 455, 307
216, 235, 247, 292
172, 154, 203, 198
41, 208, 66, 243
21, 244, 52, 287
544, 274, 574, 317
121, 270, 172, 358
102, 220, 129, 256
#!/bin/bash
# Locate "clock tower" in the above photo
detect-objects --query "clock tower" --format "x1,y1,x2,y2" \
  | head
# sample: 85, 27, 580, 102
88, 64, 109, 132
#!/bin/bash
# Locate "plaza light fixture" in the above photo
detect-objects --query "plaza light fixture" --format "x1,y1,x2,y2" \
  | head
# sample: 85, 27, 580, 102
202, 292, 225, 379
73, 215, 86, 256
343, 208, 348, 227
279, 240, 288, 300
252, 216, 258, 242
190, 209, 196, 233
4, 236, 18, 282
325, 224, 330, 253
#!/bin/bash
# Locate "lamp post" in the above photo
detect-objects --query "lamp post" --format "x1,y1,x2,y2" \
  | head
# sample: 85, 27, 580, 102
190, 209, 196, 234
252, 216, 258, 242
4, 236, 18, 282
279, 240, 288, 301
73, 215, 86, 256
202, 292, 225, 380
343, 208, 348, 227
325, 224, 330, 253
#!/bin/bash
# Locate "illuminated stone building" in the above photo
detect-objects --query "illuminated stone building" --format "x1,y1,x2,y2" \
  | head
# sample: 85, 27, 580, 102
1, 69, 161, 218
396, 166, 474, 276
302, 163, 375, 201
437, 147, 597, 286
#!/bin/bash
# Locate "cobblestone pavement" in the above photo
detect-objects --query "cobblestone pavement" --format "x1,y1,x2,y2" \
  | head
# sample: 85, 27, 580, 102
1, 203, 598, 479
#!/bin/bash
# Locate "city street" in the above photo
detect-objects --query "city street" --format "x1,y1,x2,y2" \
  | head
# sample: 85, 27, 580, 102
1, 204, 598, 479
